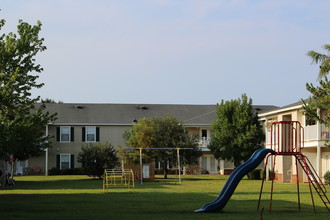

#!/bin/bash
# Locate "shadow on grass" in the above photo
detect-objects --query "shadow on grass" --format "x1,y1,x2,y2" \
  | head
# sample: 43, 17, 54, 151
10, 177, 198, 190
8, 178, 102, 190
3, 176, 329, 220
0, 192, 328, 220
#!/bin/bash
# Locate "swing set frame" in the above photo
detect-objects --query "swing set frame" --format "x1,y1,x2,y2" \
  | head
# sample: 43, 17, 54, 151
126, 147, 194, 184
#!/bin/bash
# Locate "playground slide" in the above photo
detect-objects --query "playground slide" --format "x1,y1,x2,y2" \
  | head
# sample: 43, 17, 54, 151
195, 148, 275, 213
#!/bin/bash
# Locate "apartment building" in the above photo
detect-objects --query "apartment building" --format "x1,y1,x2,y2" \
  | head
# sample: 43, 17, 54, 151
7, 103, 276, 176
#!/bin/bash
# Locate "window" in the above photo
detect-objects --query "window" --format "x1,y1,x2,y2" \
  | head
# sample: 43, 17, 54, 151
60, 127, 70, 142
202, 129, 207, 138
201, 156, 208, 171
82, 127, 100, 142
86, 127, 96, 142
57, 154, 74, 170
154, 160, 161, 169
60, 154, 70, 170
56, 127, 74, 142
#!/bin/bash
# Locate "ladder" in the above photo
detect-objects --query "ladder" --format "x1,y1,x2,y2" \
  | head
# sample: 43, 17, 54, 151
295, 154, 330, 212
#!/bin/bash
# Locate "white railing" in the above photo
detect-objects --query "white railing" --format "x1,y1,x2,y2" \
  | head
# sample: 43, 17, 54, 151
304, 125, 318, 141
266, 124, 330, 144
199, 137, 210, 148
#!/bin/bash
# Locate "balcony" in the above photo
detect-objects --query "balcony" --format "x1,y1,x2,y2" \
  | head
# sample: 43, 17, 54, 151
321, 125, 330, 140
265, 124, 330, 145
304, 124, 330, 141
304, 125, 318, 141
199, 137, 210, 150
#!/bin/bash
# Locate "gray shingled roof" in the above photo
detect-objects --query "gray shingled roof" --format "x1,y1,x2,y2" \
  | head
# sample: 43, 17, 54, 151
258, 100, 305, 117
41, 103, 278, 126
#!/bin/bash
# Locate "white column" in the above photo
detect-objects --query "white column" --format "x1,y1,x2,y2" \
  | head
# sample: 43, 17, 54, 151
316, 108, 321, 176
220, 160, 224, 175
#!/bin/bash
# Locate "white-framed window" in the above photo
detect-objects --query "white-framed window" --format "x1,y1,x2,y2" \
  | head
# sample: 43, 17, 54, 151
57, 126, 74, 142
86, 126, 96, 142
60, 154, 71, 170
60, 126, 70, 142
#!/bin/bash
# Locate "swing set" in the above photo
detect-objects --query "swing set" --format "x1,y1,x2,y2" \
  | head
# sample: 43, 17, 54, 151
126, 147, 194, 184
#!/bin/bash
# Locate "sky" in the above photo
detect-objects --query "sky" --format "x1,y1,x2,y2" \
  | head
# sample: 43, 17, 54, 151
1, 0, 329, 107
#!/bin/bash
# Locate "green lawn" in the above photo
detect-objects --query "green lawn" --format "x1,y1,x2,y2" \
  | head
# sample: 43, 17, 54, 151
0, 175, 329, 220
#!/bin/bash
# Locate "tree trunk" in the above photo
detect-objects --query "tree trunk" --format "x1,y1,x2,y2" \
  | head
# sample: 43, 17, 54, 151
1, 161, 6, 189
234, 160, 242, 169
161, 161, 168, 179
163, 167, 168, 179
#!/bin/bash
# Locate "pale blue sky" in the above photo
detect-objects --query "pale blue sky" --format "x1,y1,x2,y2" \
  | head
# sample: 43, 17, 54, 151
1, 0, 329, 106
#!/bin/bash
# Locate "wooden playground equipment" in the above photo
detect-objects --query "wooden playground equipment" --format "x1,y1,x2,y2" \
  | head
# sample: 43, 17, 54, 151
258, 121, 330, 213
103, 169, 135, 193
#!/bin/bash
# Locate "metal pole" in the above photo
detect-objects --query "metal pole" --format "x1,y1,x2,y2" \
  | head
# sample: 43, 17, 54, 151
270, 154, 277, 213
139, 148, 143, 184
45, 148, 48, 176
45, 124, 49, 176
177, 148, 181, 184
258, 153, 271, 211
295, 156, 301, 211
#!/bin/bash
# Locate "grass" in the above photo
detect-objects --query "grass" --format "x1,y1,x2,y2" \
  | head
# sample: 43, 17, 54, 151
0, 175, 329, 220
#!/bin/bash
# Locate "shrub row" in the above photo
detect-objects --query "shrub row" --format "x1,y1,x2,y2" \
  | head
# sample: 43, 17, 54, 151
48, 167, 85, 175
154, 168, 181, 175
324, 171, 330, 185
246, 169, 274, 180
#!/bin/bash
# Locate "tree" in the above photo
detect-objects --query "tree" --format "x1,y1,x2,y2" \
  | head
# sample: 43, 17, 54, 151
0, 19, 56, 161
208, 94, 264, 168
123, 115, 201, 179
303, 44, 330, 135
40, 98, 63, 103
307, 44, 330, 80
77, 143, 119, 178
303, 78, 330, 128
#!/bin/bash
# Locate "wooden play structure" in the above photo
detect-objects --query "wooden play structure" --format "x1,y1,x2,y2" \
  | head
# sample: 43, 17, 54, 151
258, 121, 330, 213
103, 169, 135, 193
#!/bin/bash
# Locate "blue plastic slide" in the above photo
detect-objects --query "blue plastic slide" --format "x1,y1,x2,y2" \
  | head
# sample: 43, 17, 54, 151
195, 148, 275, 213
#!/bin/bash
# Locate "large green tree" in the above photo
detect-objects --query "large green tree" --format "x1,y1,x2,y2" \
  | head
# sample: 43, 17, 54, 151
123, 115, 201, 179
208, 94, 264, 167
0, 19, 56, 161
303, 44, 330, 132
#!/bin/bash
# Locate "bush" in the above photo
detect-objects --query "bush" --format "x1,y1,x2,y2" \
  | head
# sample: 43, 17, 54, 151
247, 168, 262, 180
77, 143, 119, 178
155, 168, 180, 175
324, 171, 330, 185
258, 169, 274, 180
48, 167, 85, 175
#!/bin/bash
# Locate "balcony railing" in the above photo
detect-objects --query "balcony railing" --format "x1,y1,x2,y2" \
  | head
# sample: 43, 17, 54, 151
304, 125, 318, 141
199, 137, 210, 148
266, 124, 330, 145
304, 124, 330, 141
321, 124, 330, 140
